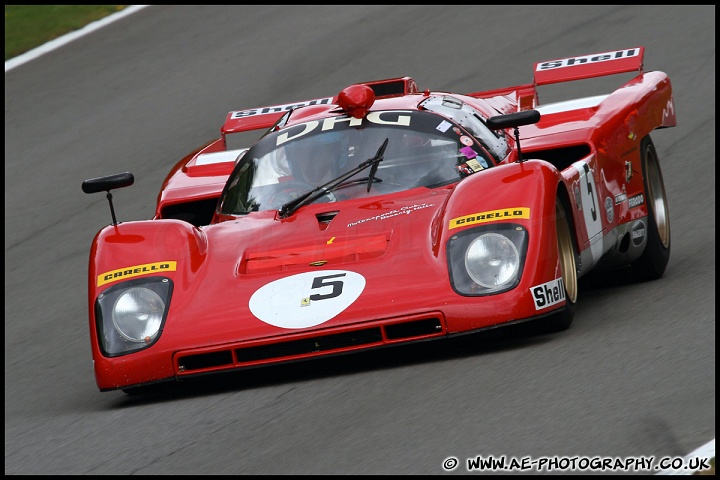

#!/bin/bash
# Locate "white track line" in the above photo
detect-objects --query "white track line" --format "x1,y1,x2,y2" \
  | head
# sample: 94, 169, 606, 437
5, 5, 149, 73
656, 438, 715, 475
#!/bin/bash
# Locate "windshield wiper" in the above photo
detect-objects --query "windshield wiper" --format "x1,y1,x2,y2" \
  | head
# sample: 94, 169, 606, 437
366, 141, 385, 192
278, 138, 389, 218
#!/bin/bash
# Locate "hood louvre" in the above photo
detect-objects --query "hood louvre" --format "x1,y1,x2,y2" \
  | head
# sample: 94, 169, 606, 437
241, 233, 390, 274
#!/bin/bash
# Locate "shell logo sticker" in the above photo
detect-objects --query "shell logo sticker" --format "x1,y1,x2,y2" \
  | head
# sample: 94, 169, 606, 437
97, 261, 177, 287
249, 270, 366, 329
531, 277, 566, 310
449, 208, 530, 229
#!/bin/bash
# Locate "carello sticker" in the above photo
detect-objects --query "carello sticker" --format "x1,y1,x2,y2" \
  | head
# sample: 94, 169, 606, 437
449, 208, 530, 229
97, 261, 177, 287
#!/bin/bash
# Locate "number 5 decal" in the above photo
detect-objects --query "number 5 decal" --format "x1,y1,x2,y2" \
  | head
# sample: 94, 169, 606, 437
249, 270, 366, 329
574, 160, 603, 262
583, 163, 597, 222
310, 273, 346, 301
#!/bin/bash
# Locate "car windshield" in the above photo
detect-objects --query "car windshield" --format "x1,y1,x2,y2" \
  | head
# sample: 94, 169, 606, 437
217, 109, 495, 215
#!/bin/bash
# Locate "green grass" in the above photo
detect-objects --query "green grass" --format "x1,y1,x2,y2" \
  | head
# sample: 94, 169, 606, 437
4, 5, 127, 61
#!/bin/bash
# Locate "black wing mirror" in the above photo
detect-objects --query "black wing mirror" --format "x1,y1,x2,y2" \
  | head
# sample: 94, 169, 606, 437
486, 110, 540, 163
82, 172, 134, 225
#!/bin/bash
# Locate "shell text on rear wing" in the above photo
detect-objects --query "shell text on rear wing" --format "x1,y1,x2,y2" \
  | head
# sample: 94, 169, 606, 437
534, 47, 644, 85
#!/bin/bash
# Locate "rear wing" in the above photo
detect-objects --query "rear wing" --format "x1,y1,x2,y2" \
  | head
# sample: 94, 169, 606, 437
467, 46, 646, 111
533, 46, 644, 85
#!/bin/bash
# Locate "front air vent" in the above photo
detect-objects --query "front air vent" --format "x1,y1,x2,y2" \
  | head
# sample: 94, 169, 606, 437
179, 351, 233, 371
524, 144, 591, 172
236, 328, 383, 363
385, 318, 442, 339
161, 198, 219, 227
176, 315, 445, 374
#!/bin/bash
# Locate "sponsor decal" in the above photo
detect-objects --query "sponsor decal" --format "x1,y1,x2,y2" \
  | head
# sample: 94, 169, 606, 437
437, 120, 452, 133
614, 192, 627, 205
631, 220, 646, 246
347, 203, 434, 227
605, 197, 614, 223
459, 145, 478, 159
97, 261, 177, 287
536, 48, 640, 71
230, 97, 333, 119
531, 277, 566, 310
628, 193, 644, 208
249, 270, 366, 329
460, 135, 474, 146
275, 111, 412, 146
456, 158, 485, 177
449, 208, 530, 230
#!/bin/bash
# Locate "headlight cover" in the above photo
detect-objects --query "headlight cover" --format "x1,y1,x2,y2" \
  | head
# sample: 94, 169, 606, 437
447, 224, 528, 295
94, 277, 173, 357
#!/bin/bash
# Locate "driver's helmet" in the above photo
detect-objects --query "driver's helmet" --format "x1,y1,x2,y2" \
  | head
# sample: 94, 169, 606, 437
284, 131, 347, 184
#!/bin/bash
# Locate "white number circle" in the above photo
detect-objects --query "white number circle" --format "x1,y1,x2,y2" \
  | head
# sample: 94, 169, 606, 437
249, 270, 366, 329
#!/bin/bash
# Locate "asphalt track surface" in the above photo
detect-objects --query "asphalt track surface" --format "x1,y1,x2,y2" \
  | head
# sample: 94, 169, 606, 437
4, 5, 715, 475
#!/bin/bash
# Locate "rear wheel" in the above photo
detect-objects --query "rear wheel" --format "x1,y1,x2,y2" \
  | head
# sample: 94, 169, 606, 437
628, 136, 671, 281
543, 198, 578, 332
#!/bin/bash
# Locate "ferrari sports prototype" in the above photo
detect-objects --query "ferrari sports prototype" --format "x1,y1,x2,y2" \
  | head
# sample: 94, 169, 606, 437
83, 47, 675, 393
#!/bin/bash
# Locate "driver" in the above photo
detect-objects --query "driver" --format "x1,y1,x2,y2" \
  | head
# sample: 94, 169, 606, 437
284, 132, 346, 185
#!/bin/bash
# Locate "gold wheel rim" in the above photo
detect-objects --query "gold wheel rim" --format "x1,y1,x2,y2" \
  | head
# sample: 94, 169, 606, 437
557, 203, 578, 304
645, 146, 671, 248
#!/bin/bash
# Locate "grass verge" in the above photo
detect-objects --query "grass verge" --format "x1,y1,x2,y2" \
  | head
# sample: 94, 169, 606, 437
4, 5, 127, 61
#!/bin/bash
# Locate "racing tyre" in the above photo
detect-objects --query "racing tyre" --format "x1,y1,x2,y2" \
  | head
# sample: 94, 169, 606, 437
543, 198, 578, 332
628, 136, 671, 281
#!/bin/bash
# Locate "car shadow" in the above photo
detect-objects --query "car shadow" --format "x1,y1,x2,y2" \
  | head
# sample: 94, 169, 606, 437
114, 319, 560, 406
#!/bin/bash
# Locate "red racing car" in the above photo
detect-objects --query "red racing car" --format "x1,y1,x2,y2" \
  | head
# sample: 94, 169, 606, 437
82, 46, 675, 393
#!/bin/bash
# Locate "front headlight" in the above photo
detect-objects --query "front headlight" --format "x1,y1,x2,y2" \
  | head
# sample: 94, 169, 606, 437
465, 233, 520, 288
448, 224, 528, 295
113, 287, 165, 342
95, 277, 173, 356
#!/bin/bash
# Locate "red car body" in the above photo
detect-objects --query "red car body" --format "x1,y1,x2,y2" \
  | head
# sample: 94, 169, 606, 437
83, 46, 675, 393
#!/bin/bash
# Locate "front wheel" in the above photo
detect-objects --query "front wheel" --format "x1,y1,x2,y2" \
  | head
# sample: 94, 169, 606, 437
628, 136, 671, 281
542, 198, 578, 332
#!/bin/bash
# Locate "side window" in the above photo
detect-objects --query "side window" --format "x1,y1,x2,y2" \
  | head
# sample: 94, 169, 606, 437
419, 95, 510, 163
466, 112, 510, 161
